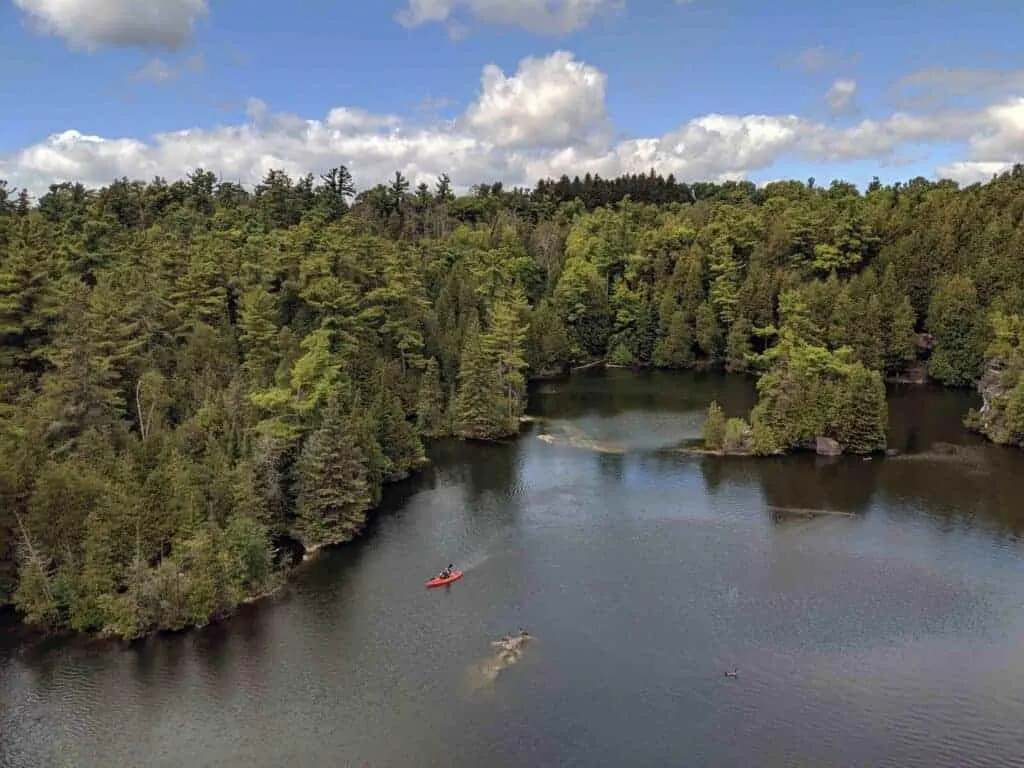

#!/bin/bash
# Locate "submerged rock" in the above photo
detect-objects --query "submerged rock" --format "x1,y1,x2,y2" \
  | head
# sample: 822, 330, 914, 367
536, 422, 626, 454
468, 632, 535, 689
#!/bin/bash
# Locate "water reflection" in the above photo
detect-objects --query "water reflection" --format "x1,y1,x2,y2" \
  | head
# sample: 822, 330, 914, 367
3, 370, 1024, 768
595, 451, 625, 484
529, 368, 758, 421
886, 383, 982, 451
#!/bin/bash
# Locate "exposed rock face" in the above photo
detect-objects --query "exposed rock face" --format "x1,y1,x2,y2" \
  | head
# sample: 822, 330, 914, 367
969, 358, 1024, 448
815, 436, 842, 456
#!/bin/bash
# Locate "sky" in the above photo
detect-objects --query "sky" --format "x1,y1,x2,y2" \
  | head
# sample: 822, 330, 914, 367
0, 0, 1022, 197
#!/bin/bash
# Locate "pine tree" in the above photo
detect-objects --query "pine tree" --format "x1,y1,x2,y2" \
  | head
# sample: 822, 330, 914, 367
695, 301, 723, 362
880, 265, 918, 372
453, 320, 506, 439
481, 290, 530, 431
373, 372, 425, 481
702, 401, 727, 449
294, 397, 373, 547
653, 310, 695, 368
39, 278, 125, 436
415, 357, 446, 438
725, 317, 752, 372
927, 274, 985, 385
238, 284, 281, 386
830, 365, 888, 453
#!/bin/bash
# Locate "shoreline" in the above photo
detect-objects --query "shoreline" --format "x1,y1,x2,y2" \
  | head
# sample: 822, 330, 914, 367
6, 426, 529, 646
2, 363, 1002, 645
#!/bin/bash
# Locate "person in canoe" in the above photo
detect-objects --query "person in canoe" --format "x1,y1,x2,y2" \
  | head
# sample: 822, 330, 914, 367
438, 563, 454, 579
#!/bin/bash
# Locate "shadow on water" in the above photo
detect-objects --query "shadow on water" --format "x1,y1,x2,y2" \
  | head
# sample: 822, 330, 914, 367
667, 439, 1024, 537
528, 367, 758, 420
4, 369, 1024, 768
427, 436, 525, 505
885, 382, 982, 452
542, 370, 1024, 539
715, 454, 878, 516
595, 450, 626, 484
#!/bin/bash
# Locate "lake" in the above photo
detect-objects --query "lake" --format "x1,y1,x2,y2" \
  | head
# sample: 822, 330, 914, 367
3, 369, 1024, 767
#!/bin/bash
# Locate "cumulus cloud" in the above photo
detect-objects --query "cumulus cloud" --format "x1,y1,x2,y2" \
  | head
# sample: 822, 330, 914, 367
964, 97, 1024, 161
825, 79, 858, 115
1, 52, 1022, 196
934, 161, 1012, 185
463, 51, 608, 148
395, 0, 622, 35
12, 0, 208, 51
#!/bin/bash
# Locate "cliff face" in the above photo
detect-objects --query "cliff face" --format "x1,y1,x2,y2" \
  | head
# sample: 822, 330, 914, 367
968, 358, 1024, 448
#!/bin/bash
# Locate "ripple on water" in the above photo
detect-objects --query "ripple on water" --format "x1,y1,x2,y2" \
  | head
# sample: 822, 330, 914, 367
4, 372, 1024, 767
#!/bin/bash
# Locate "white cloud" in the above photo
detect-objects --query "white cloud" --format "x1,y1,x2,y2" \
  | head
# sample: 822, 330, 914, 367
131, 58, 175, 84
463, 51, 608, 148
934, 161, 1011, 185
891, 66, 1024, 108
825, 79, 858, 115
325, 108, 402, 131
244, 98, 268, 123
395, 0, 622, 35
1, 53, 1023, 196
126, 53, 206, 88
964, 97, 1024, 161
12, 0, 208, 50
784, 45, 861, 74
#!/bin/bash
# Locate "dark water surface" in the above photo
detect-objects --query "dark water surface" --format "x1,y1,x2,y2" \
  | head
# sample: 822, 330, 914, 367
4, 370, 1024, 767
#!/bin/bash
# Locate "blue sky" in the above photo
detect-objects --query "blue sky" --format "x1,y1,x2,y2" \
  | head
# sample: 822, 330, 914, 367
0, 0, 1022, 195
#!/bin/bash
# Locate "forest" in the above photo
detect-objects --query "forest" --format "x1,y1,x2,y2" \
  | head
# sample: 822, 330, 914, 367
2, 163, 1024, 638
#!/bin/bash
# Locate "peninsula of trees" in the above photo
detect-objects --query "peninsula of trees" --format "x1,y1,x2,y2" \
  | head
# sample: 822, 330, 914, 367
2, 164, 1023, 638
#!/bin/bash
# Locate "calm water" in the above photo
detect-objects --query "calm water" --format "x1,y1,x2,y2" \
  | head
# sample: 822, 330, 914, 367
3, 370, 1024, 768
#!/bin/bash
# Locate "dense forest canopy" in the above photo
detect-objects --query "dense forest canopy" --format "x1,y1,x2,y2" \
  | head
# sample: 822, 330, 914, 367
2, 163, 1024, 638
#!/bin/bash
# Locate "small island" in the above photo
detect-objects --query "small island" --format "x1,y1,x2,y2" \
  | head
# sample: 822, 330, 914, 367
696, 290, 887, 457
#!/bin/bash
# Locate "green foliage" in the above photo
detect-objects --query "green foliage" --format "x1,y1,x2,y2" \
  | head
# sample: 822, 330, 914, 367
295, 396, 374, 548
5, 163, 1024, 635
702, 401, 726, 450
723, 418, 750, 452
969, 312, 1024, 444
415, 358, 446, 438
927, 275, 985, 386
746, 291, 888, 455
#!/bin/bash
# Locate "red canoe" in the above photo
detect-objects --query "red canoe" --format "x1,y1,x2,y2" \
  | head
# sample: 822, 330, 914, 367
425, 570, 463, 588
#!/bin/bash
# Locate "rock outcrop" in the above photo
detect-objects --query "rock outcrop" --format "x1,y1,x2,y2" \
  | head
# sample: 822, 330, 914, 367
814, 436, 842, 456
967, 358, 1024, 448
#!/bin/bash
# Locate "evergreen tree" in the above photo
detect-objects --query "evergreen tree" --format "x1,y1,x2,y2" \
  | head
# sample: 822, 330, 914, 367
702, 401, 726, 449
415, 357, 446, 438
927, 274, 985, 385
6, 162, 1024, 638
452, 320, 506, 439
294, 396, 374, 547
653, 310, 695, 368
481, 289, 530, 431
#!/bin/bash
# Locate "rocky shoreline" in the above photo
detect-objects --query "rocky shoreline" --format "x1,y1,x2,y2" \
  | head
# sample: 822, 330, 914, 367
965, 359, 1024, 449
